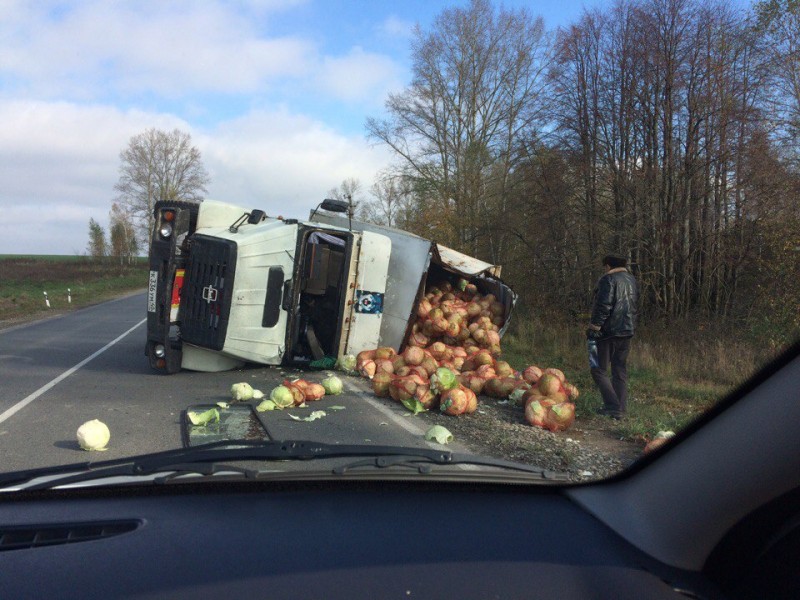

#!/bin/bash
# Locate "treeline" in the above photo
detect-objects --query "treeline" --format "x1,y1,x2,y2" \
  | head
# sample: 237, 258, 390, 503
364, 0, 800, 343
86, 203, 139, 265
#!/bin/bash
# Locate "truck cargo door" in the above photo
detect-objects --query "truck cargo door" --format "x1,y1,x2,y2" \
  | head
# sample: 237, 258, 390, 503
345, 231, 391, 354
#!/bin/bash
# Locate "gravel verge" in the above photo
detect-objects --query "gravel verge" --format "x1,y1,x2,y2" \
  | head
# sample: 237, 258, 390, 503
341, 372, 644, 482
414, 399, 643, 482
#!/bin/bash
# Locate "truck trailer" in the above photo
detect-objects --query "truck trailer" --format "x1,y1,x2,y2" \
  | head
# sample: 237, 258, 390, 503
145, 198, 516, 374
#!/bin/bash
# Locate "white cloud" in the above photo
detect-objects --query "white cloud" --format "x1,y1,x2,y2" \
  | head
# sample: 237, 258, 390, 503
0, 1, 407, 107
0, 2, 407, 254
0, 100, 393, 254
379, 15, 415, 39
315, 46, 405, 105
0, 1, 316, 98
201, 107, 393, 216
0, 100, 189, 254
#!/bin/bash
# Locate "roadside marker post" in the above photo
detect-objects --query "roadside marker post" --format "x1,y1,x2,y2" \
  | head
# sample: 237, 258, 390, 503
44, 291, 50, 308
68, 288, 72, 304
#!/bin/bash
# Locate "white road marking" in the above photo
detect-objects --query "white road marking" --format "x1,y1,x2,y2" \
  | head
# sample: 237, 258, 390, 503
347, 382, 428, 437
0, 318, 146, 425
345, 379, 479, 468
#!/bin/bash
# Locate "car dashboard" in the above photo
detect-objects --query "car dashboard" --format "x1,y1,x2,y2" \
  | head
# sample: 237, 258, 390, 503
0, 479, 720, 599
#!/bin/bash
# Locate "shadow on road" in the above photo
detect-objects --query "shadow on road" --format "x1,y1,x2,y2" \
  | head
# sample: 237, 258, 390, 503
53, 440, 83, 452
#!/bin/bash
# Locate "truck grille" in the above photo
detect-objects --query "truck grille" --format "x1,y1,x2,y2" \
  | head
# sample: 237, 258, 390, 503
179, 235, 237, 350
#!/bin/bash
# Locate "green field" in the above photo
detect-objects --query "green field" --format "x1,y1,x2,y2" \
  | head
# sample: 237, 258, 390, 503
0, 255, 148, 325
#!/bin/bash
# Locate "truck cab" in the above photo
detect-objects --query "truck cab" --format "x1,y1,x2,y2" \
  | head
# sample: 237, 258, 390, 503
146, 199, 391, 373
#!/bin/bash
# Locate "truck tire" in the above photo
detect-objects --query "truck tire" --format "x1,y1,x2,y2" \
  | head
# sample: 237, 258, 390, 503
153, 199, 200, 235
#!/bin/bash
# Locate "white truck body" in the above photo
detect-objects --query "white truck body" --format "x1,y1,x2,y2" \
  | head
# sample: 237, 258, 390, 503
145, 199, 513, 373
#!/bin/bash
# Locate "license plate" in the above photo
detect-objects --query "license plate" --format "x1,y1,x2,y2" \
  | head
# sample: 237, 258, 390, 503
147, 270, 158, 313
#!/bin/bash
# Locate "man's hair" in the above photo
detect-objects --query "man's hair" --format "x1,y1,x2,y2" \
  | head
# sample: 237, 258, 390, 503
603, 254, 627, 269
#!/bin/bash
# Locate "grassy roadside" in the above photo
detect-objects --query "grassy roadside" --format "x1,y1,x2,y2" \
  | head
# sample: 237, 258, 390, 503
501, 313, 772, 443
0, 256, 148, 326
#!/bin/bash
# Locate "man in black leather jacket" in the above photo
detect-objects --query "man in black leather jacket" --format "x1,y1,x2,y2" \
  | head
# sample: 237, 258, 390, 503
587, 255, 638, 419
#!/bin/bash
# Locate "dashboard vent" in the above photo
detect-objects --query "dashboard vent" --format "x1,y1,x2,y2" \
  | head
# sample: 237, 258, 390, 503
0, 520, 140, 551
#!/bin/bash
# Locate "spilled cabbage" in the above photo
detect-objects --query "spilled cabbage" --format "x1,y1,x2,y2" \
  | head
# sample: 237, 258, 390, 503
269, 385, 295, 409
425, 425, 453, 445
76, 419, 110, 451
321, 375, 344, 395
230, 382, 254, 402
187, 408, 220, 426
256, 399, 277, 412
336, 354, 357, 373
430, 367, 458, 394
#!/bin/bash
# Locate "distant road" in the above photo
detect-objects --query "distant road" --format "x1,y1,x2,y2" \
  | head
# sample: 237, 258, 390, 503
0, 292, 462, 474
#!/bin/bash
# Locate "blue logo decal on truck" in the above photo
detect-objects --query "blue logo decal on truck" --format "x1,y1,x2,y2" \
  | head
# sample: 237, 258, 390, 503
355, 290, 384, 314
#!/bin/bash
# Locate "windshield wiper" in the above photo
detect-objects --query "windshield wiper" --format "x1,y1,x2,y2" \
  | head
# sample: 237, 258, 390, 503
1, 440, 567, 491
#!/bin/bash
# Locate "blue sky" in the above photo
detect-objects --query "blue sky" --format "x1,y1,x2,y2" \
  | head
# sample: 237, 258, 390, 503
0, 0, 749, 254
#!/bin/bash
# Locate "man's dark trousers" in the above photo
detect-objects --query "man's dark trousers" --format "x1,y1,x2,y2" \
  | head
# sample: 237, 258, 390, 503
591, 336, 632, 416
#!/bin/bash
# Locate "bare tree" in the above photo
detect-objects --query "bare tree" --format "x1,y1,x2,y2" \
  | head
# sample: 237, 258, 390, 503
755, 0, 800, 157
367, 0, 551, 258
326, 177, 363, 215
360, 175, 415, 228
541, 0, 774, 319
114, 128, 210, 243
108, 203, 139, 265
363, 0, 796, 331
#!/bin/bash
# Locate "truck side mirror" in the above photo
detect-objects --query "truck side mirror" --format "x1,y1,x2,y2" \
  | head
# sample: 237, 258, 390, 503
320, 199, 349, 213
247, 210, 266, 224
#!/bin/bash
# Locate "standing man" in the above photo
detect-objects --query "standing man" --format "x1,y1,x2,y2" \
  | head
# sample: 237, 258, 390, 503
587, 255, 638, 420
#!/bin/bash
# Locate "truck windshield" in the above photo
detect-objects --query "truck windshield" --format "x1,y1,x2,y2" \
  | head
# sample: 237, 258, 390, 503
0, 0, 797, 490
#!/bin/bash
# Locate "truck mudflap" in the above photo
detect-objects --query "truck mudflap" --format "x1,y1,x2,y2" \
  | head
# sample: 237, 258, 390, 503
145, 203, 195, 373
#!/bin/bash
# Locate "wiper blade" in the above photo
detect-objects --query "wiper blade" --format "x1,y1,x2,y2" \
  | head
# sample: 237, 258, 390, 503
3, 440, 567, 491
131, 439, 459, 472
0, 440, 324, 491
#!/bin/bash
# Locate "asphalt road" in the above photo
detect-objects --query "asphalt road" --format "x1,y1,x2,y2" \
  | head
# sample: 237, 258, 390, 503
0, 291, 468, 475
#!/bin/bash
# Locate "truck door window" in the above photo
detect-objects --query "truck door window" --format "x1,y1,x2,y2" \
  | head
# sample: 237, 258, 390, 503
262, 267, 284, 328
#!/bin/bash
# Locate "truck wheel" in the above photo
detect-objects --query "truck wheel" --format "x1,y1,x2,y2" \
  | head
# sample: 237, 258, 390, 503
153, 199, 200, 235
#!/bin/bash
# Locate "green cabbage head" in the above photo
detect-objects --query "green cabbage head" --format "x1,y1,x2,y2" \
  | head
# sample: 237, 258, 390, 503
76, 419, 110, 451
336, 354, 357, 373
270, 385, 295, 409
430, 368, 458, 394
230, 382, 254, 402
321, 375, 344, 395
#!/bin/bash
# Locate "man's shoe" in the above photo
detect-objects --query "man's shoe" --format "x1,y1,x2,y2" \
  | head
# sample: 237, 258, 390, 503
596, 407, 624, 420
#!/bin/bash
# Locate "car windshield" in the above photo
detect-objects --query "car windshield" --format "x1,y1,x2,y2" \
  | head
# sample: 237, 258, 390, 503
0, 0, 798, 487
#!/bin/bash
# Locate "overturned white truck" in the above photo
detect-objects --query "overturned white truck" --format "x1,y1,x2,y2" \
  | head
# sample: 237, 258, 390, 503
145, 198, 516, 373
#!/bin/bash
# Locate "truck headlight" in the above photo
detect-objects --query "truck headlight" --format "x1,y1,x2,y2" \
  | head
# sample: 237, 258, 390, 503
153, 344, 166, 358
159, 223, 173, 238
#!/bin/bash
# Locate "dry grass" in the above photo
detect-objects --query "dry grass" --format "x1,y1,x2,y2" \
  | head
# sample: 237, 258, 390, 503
500, 312, 779, 442
504, 314, 772, 389
631, 324, 765, 387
